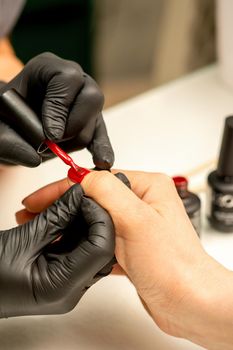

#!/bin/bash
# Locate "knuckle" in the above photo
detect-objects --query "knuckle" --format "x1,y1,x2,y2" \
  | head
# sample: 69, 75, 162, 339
28, 52, 56, 65
37, 51, 57, 60
77, 126, 93, 146
62, 65, 82, 81
151, 172, 173, 186
83, 83, 104, 110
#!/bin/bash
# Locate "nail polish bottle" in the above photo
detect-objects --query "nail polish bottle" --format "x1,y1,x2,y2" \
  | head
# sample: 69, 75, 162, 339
207, 116, 233, 232
173, 176, 201, 236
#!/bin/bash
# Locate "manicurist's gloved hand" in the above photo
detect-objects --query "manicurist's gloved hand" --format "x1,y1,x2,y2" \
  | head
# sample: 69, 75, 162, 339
0, 52, 114, 168
0, 184, 114, 318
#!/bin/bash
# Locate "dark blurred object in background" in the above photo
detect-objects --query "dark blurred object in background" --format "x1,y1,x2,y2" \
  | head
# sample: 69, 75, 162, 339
11, 0, 216, 107
12, 0, 93, 74
93, 0, 216, 107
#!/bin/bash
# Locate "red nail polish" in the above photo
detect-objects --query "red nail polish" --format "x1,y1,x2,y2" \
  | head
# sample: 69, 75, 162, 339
45, 140, 90, 183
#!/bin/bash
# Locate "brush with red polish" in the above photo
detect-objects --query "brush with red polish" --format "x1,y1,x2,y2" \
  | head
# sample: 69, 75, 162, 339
44, 140, 90, 183
0, 89, 90, 183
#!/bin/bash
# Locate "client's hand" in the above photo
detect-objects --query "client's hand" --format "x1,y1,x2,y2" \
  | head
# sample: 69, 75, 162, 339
17, 171, 233, 349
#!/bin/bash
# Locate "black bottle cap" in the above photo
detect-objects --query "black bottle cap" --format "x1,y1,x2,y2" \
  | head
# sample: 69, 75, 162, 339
0, 89, 45, 151
173, 176, 188, 198
217, 116, 233, 177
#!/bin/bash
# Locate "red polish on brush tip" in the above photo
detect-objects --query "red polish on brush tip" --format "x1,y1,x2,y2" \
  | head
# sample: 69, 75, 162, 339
45, 140, 90, 183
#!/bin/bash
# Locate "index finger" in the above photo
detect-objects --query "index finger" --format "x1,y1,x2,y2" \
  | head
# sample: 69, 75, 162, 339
22, 178, 70, 213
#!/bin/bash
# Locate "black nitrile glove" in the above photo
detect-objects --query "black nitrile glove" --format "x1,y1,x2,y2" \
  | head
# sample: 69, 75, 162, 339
0, 52, 114, 168
0, 184, 115, 318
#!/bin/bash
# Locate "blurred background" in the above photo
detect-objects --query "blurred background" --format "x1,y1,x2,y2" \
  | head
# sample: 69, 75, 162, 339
8, 0, 216, 107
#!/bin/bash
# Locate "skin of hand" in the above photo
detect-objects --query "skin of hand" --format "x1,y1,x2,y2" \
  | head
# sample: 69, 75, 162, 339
0, 38, 23, 82
17, 170, 233, 350
0, 52, 114, 168
0, 183, 115, 318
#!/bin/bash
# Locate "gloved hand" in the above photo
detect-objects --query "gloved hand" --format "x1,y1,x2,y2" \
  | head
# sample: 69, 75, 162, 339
0, 184, 115, 318
0, 52, 114, 168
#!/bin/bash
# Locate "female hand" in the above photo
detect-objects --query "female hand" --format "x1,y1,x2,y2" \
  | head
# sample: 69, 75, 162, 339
18, 170, 233, 349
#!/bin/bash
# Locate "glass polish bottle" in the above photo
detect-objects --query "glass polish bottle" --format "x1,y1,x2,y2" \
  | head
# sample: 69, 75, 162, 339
207, 116, 233, 232
173, 176, 201, 236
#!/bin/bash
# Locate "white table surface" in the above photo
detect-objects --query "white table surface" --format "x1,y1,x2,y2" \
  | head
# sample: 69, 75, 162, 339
1, 65, 233, 350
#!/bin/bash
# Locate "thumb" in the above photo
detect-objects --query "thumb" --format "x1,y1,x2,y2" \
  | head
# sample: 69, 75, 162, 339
81, 171, 147, 237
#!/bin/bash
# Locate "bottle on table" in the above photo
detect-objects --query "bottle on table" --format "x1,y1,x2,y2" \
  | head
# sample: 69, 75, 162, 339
207, 116, 233, 232
173, 176, 201, 236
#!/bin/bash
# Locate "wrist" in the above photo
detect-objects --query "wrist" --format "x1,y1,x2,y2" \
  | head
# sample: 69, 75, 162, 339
161, 254, 233, 349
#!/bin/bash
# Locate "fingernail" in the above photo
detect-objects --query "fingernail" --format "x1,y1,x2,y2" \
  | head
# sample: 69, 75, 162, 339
115, 173, 131, 189
45, 128, 64, 142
